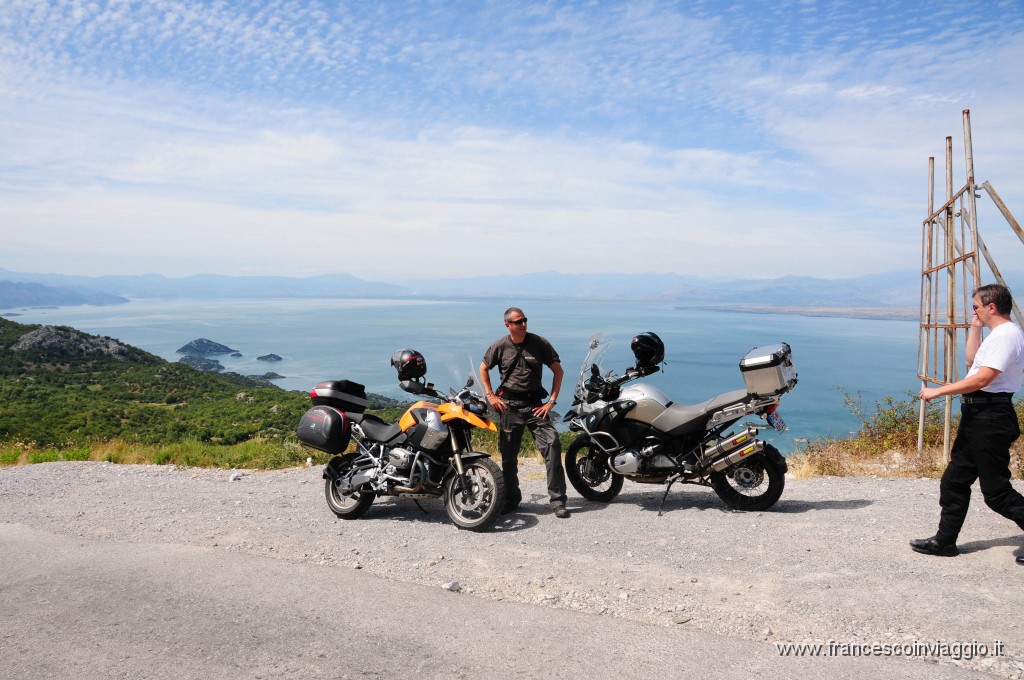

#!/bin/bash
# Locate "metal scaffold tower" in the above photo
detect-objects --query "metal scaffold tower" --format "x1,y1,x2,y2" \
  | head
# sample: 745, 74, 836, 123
918, 109, 1024, 460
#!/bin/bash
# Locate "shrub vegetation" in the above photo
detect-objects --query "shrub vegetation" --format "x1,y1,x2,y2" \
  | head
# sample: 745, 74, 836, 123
788, 389, 1024, 479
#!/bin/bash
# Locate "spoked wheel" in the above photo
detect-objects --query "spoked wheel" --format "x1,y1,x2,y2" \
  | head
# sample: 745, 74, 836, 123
709, 446, 785, 511
564, 436, 623, 502
324, 454, 376, 519
444, 457, 505, 532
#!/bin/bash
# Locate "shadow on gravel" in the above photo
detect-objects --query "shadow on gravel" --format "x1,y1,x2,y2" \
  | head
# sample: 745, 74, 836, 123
491, 512, 541, 532
322, 496, 548, 533
570, 488, 876, 515
334, 497, 452, 527
570, 488, 738, 514
769, 498, 875, 513
955, 533, 1024, 555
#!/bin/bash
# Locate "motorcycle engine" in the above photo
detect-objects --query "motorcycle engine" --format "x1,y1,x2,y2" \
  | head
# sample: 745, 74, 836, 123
388, 447, 416, 469
610, 444, 674, 474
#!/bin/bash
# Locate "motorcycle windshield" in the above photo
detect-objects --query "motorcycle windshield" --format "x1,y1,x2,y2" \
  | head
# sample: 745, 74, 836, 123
572, 333, 610, 404
459, 354, 485, 402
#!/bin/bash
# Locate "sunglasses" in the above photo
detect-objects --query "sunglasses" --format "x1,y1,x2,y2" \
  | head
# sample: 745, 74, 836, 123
507, 318, 528, 326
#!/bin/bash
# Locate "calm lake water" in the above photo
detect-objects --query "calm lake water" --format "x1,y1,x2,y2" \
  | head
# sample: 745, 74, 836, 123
4, 298, 924, 451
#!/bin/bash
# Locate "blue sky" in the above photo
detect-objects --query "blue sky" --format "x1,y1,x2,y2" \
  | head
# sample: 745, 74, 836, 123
1, 0, 1022, 281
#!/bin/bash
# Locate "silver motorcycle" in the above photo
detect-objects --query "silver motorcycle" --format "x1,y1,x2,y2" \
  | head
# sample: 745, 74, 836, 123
563, 333, 796, 513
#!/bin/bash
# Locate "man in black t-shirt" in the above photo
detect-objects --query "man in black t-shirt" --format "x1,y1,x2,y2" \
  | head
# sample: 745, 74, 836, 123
479, 307, 569, 518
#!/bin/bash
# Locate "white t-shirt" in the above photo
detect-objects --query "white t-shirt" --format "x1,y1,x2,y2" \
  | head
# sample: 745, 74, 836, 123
967, 322, 1024, 393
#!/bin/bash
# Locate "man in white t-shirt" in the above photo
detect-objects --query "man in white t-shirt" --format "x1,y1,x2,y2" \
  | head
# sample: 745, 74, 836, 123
913, 284, 1024, 564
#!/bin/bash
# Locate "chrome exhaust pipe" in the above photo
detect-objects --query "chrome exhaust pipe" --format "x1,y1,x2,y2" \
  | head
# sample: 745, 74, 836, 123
709, 439, 764, 472
703, 425, 758, 461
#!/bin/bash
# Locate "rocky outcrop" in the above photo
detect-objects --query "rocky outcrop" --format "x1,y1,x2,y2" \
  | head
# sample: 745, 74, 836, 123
256, 354, 282, 362
176, 339, 237, 355
9, 325, 136, 361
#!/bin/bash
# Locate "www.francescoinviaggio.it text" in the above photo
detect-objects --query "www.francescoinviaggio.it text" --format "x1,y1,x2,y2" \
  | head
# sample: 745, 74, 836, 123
775, 639, 1005, 661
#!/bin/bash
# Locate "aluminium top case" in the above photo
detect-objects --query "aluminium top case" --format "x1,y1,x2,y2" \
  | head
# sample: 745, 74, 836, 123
739, 343, 797, 397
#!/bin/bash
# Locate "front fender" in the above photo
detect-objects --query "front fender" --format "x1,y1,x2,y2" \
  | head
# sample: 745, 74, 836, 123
442, 452, 493, 480
438, 402, 497, 432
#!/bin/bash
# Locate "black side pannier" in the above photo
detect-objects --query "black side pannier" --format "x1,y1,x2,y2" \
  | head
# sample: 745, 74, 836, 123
310, 380, 368, 414
297, 405, 352, 454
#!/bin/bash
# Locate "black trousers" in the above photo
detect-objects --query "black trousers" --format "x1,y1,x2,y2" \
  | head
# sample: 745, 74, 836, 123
499, 403, 566, 506
936, 402, 1024, 543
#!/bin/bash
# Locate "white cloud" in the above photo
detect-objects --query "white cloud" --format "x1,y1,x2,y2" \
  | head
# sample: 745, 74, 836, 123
0, 1, 1022, 281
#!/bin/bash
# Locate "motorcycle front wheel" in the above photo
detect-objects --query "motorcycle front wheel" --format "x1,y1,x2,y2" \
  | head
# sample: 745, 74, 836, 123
564, 436, 623, 502
709, 446, 785, 511
324, 454, 376, 519
444, 457, 505, 532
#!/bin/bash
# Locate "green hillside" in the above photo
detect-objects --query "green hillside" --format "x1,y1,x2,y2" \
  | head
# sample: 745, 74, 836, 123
0, 317, 312, 447
0, 317, 426, 467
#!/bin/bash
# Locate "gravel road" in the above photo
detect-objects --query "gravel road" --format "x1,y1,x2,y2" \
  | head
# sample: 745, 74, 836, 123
2, 460, 1023, 678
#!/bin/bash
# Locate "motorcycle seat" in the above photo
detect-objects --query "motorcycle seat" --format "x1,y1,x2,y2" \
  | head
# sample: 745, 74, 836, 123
351, 413, 404, 443
651, 389, 750, 437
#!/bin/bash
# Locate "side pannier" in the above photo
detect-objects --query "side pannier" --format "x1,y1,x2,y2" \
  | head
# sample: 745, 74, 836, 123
297, 405, 352, 454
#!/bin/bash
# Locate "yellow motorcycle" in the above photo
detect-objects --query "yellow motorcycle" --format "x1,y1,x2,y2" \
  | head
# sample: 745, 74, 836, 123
297, 349, 505, 531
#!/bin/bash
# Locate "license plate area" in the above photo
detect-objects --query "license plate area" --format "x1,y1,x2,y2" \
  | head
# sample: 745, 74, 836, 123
767, 411, 787, 433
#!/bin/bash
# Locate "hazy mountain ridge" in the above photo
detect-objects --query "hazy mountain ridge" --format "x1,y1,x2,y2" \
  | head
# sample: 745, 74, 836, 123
2, 267, 1006, 311
0, 280, 128, 308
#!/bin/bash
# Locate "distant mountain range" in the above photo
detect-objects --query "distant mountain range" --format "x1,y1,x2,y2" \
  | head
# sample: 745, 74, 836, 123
0, 280, 128, 307
1, 266, 1009, 313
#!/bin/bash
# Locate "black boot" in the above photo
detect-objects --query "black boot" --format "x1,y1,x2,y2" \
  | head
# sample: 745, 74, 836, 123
501, 488, 522, 514
910, 536, 959, 557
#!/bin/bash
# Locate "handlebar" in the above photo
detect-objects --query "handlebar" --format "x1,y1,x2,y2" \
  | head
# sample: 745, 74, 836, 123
578, 363, 659, 404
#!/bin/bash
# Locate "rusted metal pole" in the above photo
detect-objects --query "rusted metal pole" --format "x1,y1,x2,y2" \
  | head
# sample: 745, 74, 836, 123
976, 234, 1024, 326
943, 135, 954, 462
918, 156, 935, 450
981, 181, 1024, 246
964, 110, 980, 292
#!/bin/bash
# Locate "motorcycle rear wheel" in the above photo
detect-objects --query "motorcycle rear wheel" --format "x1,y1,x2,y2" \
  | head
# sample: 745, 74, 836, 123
324, 454, 376, 519
565, 436, 623, 502
444, 457, 505, 532
709, 446, 785, 511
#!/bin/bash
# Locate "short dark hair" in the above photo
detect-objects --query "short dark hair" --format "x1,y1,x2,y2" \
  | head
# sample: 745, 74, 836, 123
974, 283, 1013, 315
503, 307, 525, 323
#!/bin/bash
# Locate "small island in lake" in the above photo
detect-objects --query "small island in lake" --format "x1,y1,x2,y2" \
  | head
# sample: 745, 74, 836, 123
176, 338, 238, 355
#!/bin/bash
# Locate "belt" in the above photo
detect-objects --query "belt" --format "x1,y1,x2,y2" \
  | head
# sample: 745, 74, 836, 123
499, 388, 546, 402
961, 392, 1014, 404
505, 397, 542, 407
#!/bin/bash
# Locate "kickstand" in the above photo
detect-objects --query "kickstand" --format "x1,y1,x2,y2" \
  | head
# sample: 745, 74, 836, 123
658, 475, 680, 516
413, 500, 429, 514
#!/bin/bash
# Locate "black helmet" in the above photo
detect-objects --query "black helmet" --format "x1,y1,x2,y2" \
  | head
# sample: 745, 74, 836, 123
630, 332, 664, 369
391, 349, 426, 380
